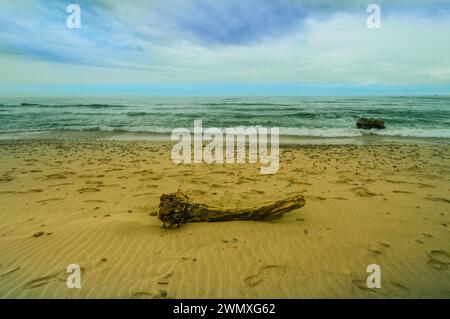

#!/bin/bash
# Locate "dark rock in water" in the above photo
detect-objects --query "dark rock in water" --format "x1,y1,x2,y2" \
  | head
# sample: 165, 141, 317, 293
357, 118, 385, 129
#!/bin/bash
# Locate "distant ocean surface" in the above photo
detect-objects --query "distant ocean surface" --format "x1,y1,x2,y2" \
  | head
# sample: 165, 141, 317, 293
0, 96, 449, 139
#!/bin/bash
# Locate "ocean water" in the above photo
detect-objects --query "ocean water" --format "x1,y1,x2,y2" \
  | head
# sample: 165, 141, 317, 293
0, 96, 449, 139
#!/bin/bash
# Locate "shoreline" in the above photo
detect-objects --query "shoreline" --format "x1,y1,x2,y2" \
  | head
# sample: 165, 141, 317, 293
1, 130, 450, 146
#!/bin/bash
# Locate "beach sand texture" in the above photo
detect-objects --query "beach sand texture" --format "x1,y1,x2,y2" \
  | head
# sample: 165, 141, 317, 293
0, 140, 449, 298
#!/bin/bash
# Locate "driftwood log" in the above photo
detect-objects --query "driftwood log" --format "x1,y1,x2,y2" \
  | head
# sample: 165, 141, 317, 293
158, 191, 306, 228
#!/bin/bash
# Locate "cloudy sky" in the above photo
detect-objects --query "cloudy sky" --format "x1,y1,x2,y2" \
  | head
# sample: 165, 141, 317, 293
0, 0, 450, 95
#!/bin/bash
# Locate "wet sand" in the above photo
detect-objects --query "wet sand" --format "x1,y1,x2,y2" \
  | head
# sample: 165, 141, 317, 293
0, 138, 449, 298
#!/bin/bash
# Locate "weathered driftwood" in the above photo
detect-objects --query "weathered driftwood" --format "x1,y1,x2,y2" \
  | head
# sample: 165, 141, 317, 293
158, 191, 306, 228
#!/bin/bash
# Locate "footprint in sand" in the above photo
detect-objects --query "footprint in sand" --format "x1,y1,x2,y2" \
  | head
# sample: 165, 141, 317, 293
129, 291, 153, 299
22, 258, 109, 290
351, 187, 381, 197
352, 279, 410, 296
427, 250, 450, 270
243, 265, 285, 287
22, 272, 65, 290
23, 266, 87, 290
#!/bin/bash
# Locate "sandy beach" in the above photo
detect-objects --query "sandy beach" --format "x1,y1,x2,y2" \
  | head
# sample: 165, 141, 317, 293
0, 136, 449, 298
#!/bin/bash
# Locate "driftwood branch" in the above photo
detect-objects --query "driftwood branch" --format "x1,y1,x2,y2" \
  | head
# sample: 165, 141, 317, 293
158, 191, 306, 228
